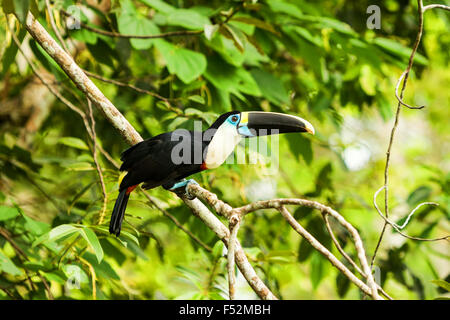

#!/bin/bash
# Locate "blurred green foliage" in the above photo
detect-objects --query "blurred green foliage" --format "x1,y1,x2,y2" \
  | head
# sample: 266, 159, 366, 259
0, 0, 449, 300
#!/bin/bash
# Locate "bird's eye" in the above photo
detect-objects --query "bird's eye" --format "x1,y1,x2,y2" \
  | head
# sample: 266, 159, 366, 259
231, 116, 238, 123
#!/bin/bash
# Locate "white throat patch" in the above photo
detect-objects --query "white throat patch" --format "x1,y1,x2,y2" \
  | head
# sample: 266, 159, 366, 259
204, 122, 241, 169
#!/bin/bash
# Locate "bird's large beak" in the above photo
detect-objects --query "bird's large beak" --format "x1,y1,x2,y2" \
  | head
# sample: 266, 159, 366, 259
238, 111, 315, 137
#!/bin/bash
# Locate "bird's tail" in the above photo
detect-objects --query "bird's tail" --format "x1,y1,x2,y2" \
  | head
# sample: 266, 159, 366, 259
109, 188, 130, 236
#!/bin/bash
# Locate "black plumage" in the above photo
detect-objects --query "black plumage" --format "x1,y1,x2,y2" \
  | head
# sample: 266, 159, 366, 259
109, 111, 239, 236
109, 110, 314, 236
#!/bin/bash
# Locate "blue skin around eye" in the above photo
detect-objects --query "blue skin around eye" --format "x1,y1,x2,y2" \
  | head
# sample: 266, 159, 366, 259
227, 114, 240, 125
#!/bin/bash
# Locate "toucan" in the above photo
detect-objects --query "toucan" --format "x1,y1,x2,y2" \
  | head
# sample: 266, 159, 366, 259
109, 111, 315, 236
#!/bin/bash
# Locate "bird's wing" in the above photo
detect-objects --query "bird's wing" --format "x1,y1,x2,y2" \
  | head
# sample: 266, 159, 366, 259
119, 131, 203, 190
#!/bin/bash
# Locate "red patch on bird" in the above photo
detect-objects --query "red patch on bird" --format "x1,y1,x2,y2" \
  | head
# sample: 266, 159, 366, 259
200, 162, 208, 171
126, 185, 138, 195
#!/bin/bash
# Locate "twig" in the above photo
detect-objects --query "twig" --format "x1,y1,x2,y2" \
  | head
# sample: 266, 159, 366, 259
140, 189, 212, 252
23, 11, 387, 300
394, 71, 425, 109
181, 193, 277, 300
60, 9, 202, 39
189, 184, 383, 299
9, 16, 118, 170
373, 186, 449, 241
423, 4, 450, 12
83, 69, 182, 112
86, 99, 108, 225
25, 12, 142, 146
0, 227, 54, 300
45, 0, 69, 53
322, 214, 393, 300
227, 214, 240, 300
78, 256, 97, 300
371, 0, 450, 267
277, 206, 380, 299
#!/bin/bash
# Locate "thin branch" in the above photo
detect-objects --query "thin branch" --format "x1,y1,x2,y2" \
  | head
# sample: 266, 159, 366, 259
394, 71, 425, 109
0, 227, 54, 300
60, 9, 202, 39
322, 214, 393, 300
277, 206, 380, 299
373, 186, 449, 242
140, 189, 213, 252
227, 214, 240, 300
25, 12, 143, 146
423, 4, 450, 12
188, 184, 383, 300
9, 16, 118, 170
22, 10, 387, 300
83, 69, 183, 112
45, 0, 69, 53
78, 256, 97, 300
180, 193, 277, 300
371, 0, 428, 267
87, 99, 108, 225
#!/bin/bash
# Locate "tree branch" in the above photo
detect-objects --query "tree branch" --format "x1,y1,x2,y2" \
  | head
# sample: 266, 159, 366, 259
21, 10, 388, 300
22, 12, 276, 300
60, 9, 202, 39
24, 13, 142, 146
371, 0, 450, 267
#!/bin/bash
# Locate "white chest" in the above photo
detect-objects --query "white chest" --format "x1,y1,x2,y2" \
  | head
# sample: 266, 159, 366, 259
204, 124, 241, 169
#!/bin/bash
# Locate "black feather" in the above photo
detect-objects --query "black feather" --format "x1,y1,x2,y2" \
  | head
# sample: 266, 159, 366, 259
109, 189, 129, 236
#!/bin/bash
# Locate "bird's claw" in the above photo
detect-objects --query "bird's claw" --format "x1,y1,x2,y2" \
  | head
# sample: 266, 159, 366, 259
169, 179, 198, 200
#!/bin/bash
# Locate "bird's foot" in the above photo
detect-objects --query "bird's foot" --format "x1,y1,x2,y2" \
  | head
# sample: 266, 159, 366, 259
168, 179, 198, 200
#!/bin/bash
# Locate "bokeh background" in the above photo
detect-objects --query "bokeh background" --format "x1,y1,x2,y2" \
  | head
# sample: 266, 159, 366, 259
0, 0, 449, 299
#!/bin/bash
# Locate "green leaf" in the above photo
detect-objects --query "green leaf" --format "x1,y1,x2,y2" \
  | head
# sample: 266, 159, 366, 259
139, 0, 176, 14
297, 237, 314, 262
0, 206, 20, 221
188, 95, 206, 104
359, 65, 376, 96
79, 227, 104, 263
221, 24, 247, 52
211, 240, 224, 259
58, 137, 89, 150
407, 186, 432, 206
33, 224, 79, 247
2, 0, 15, 14
373, 38, 428, 66
118, 1, 160, 50
336, 269, 351, 297
166, 9, 210, 30
0, 251, 23, 276
43, 271, 66, 284
267, 0, 303, 20
287, 134, 313, 165
204, 56, 261, 98
13, 0, 30, 23
70, 28, 98, 45
232, 17, 279, 35
22, 213, 50, 235
155, 40, 207, 84
431, 280, 450, 292
64, 162, 94, 171
310, 252, 325, 289
250, 68, 289, 106
82, 252, 120, 280
206, 35, 245, 67
2, 27, 26, 75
